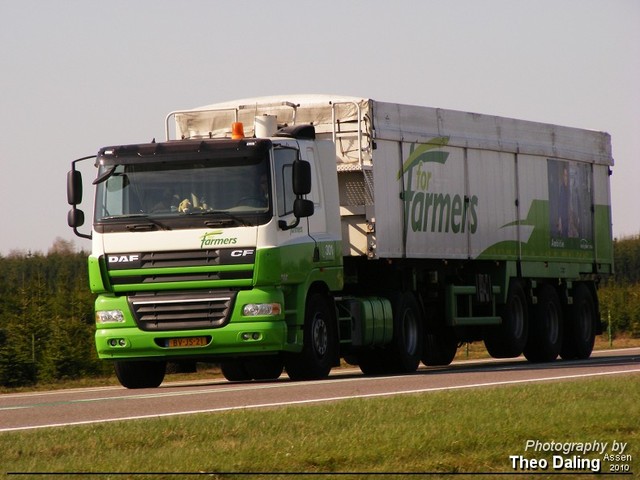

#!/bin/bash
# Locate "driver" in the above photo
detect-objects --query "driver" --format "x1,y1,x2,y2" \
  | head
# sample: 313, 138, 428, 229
178, 195, 208, 213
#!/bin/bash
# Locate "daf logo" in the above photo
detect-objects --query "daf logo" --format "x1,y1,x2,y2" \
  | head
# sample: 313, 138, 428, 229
108, 254, 140, 263
230, 249, 255, 257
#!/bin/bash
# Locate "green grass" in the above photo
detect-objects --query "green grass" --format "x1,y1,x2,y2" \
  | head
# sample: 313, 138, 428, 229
2, 375, 638, 479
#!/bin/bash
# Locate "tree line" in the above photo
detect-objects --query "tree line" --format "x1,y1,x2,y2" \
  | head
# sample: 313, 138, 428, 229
0, 240, 108, 387
1, 236, 639, 387
599, 235, 640, 338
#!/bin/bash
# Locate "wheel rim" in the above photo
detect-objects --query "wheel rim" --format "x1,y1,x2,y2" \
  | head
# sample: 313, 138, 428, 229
312, 314, 328, 357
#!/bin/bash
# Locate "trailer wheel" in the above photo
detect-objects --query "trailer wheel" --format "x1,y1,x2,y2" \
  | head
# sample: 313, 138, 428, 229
244, 355, 284, 381
388, 292, 423, 373
484, 280, 529, 358
285, 292, 337, 381
114, 360, 166, 389
221, 360, 252, 382
561, 284, 596, 360
524, 285, 563, 362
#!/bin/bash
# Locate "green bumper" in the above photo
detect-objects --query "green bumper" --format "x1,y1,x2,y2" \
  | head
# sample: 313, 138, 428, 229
94, 288, 287, 360
96, 321, 287, 360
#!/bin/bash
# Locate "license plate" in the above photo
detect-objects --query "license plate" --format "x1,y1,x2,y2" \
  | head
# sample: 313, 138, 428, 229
166, 337, 208, 348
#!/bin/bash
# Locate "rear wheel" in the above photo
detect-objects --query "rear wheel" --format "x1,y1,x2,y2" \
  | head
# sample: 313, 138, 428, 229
114, 360, 166, 389
389, 292, 423, 372
422, 328, 457, 366
285, 292, 337, 381
524, 285, 563, 362
561, 284, 596, 360
485, 280, 529, 358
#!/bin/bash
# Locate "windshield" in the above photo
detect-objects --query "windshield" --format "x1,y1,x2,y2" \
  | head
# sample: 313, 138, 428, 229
94, 154, 271, 229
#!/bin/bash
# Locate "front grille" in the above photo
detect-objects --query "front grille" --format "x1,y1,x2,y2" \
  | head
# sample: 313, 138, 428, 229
110, 270, 252, 286
137, 250, 223, 268
129, 291, 236, 331
106, 248, 255, 288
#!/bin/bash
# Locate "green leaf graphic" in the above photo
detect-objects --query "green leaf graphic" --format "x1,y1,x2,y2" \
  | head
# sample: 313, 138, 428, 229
397, 137, 450, 179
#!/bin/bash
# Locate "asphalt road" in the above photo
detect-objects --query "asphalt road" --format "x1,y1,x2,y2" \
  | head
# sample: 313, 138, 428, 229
2, 348, 639, 433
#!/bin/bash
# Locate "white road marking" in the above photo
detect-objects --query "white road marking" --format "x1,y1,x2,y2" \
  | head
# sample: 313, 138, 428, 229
1, 367, 638, 433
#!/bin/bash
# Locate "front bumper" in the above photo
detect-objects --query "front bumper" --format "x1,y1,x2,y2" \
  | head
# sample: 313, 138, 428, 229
96, 321, 287, 360
94, 287, 287, 361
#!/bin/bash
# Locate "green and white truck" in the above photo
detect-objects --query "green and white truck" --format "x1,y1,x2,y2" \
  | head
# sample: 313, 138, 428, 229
67, 95, 614, 388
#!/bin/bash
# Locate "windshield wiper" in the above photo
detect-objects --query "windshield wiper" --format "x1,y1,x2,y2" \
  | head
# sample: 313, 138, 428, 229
100, 213, 171, 231
186, 210, 250, 227
93, 166, 117, 185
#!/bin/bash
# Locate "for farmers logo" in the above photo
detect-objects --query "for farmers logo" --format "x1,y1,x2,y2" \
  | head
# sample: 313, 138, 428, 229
398, 137, 478, 237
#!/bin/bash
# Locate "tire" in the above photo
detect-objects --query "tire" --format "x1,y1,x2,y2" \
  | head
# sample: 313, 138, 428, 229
114, 360, 166, 389
389, 292, 423, 373
523, 285, 563, 363
244, 355, 284, 381
422, 329, 457, 366
221, 360, 252, 382
284, 292, 337, 381
357, 349, 391, 375
561, 284, 596, 360
484, 280, 529, 358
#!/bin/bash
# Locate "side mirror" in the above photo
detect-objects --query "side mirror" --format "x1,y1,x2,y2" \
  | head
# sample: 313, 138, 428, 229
293, 198, 314, 218
292, 160, 311, 195
67, 208, 85, 228
67, 170, 83, 205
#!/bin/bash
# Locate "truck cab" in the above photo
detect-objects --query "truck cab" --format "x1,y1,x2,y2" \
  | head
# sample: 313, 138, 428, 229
68, 123, 343, 387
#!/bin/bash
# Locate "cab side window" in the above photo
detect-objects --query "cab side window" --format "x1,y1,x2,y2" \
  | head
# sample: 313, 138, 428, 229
274, 148, 297, 216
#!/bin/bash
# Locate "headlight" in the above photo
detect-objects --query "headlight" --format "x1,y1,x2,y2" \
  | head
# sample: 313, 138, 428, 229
96, 310, 125, 324
242, 303, 282, 317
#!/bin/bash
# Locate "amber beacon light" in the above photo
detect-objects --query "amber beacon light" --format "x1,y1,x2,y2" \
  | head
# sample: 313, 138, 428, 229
231, 122, 245, 139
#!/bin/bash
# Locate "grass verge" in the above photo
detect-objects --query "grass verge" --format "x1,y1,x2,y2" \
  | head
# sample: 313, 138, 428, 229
2, 375, 638, 479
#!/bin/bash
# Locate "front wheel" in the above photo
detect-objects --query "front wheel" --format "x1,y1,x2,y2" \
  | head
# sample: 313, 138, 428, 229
220, 360, 252, 382
114, 360, 166, 389
284, 292, 337, 381
244, 356, 284, 381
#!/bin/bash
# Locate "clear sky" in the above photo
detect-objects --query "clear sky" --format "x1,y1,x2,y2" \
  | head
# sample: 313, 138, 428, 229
1, 0, 638, 255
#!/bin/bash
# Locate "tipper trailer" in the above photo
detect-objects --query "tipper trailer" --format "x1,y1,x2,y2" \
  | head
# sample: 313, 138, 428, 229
67, 95, 614, 388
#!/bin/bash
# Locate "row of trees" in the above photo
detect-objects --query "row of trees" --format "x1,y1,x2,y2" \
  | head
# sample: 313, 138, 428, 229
1, 236, 639, 387
0, 239, 108, 387
599, 235, 640, 338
